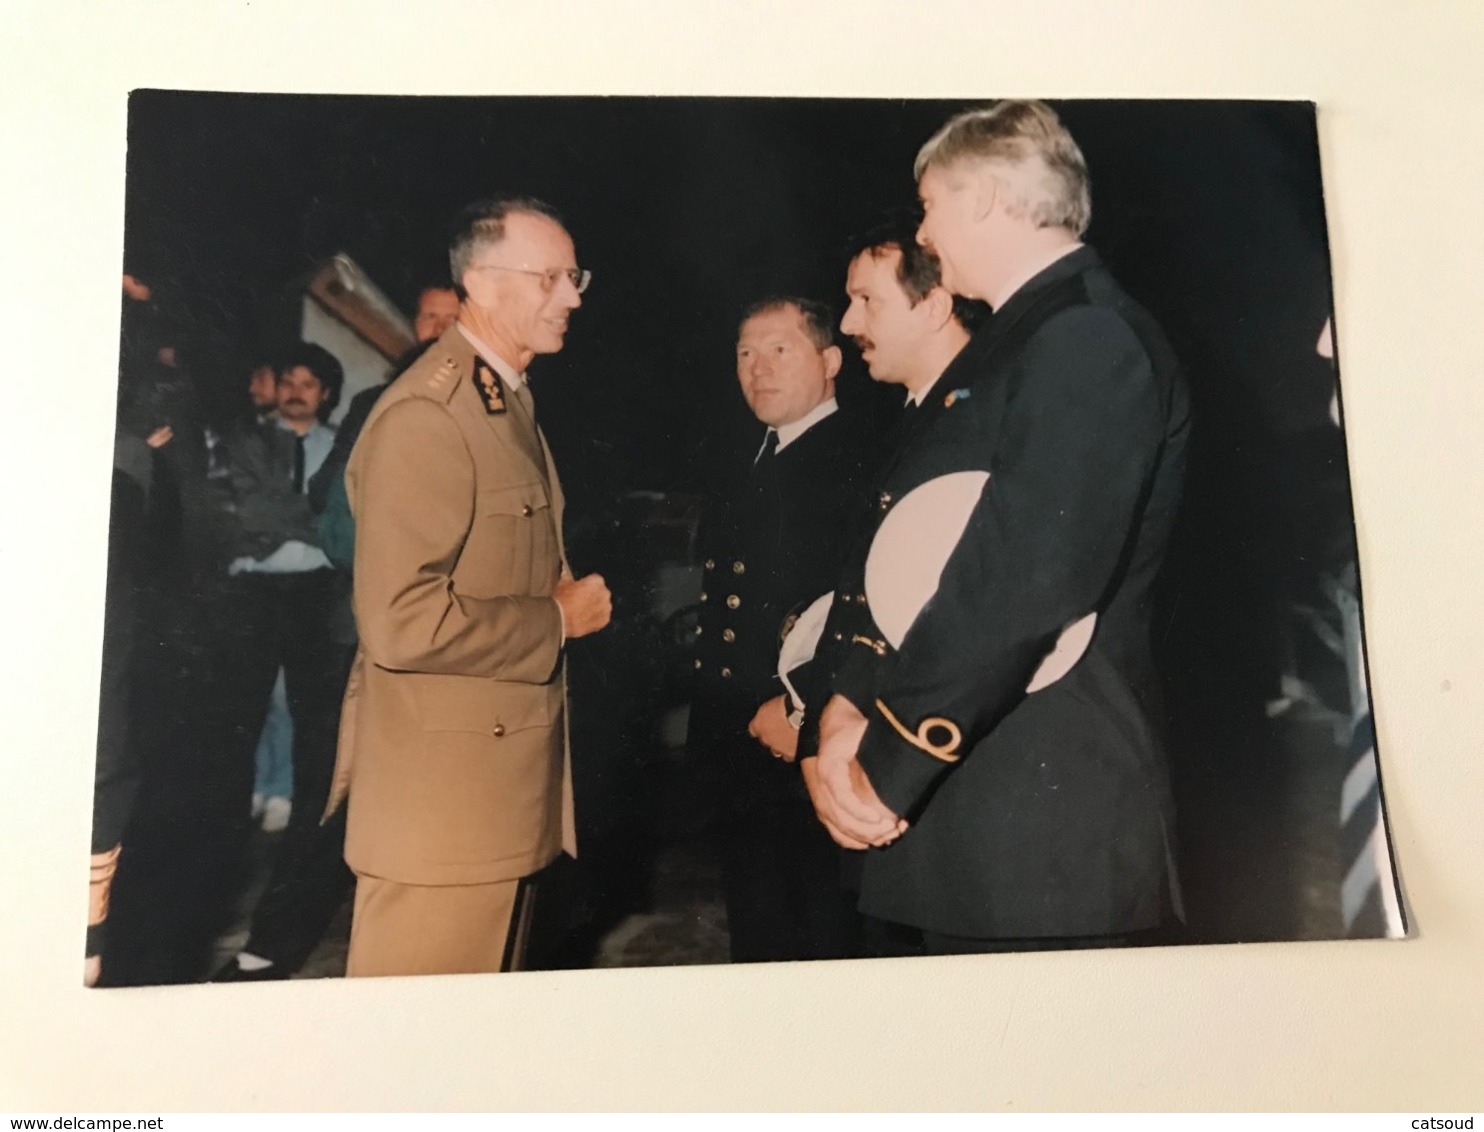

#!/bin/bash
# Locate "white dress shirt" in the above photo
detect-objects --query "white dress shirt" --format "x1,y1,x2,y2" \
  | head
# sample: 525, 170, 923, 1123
756, 396, 839, 460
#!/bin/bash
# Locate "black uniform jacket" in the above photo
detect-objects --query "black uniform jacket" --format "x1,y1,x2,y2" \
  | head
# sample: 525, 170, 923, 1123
801, 246, 1191, 939
688, 407, 874, 752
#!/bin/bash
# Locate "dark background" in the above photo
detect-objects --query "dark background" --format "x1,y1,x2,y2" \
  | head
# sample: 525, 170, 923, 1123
114, 93, 1364, 964
122, 94, 1338, 506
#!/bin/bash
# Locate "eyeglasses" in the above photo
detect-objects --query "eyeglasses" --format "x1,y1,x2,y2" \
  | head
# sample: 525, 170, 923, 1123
471, 264, 592, 295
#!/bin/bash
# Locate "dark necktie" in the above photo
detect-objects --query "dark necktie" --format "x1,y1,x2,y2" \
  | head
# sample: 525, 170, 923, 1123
754, 428, 779, 468
292, 434, 306, 493
886, 398, 920, 450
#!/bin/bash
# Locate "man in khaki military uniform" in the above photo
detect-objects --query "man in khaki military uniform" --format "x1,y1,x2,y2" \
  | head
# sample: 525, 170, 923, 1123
326, 197, 612, 977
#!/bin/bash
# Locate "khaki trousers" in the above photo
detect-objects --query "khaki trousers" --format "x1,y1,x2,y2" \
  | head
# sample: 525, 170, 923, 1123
346, 873, 536, 977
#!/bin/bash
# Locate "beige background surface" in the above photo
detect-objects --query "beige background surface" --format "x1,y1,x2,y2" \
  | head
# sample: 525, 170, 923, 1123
2, 0, 1481, 1111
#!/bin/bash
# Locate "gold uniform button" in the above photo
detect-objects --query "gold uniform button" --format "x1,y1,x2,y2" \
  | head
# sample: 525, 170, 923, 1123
694, 625, 703, 636
840, 593, 852, 604
694, 658, 703, 669
704, 558, 716, 570
722, 629, 736, 643
726, 595, 741, 610
856, 594, 867, 604
720, 667, 732, 679
521, 504, 534, 517
879, 492, 893, 510
492, 723, 507, 738
732, 561, 746, 575
699, 592, 708, 602
833, 631, 844, 641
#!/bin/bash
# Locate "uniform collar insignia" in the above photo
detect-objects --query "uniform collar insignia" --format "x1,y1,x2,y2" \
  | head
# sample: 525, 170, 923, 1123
944, 388, 972, 408
472, 355, 507, 415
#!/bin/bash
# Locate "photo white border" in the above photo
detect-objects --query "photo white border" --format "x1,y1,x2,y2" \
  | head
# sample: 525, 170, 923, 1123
2, 0, 1480, 1110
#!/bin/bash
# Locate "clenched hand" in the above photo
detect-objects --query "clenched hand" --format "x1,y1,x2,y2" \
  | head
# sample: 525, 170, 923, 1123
554, 573, 613, 638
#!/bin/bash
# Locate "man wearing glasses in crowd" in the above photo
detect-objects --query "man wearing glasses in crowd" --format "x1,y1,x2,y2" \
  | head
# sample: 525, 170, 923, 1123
324, 196, 612, 977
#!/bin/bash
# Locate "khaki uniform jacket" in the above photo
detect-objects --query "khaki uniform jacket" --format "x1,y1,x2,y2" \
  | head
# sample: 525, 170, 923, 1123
324, 325, 576, 886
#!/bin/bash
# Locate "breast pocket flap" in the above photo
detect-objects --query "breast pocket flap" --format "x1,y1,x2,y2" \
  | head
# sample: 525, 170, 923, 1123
417, 679, 551, 737
479, 482, 551, 519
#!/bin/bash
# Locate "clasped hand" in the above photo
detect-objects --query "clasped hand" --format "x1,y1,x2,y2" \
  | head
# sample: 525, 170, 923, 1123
801, 694, 906, 850
747, 694, 798, 762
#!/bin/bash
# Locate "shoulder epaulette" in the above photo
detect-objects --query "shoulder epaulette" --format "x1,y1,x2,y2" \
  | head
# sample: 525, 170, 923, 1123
409, 351, 461, 405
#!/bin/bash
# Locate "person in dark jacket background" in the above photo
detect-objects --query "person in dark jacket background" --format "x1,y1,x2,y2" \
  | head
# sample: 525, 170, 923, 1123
307, 282, 457, 569
211, 342, 358, 980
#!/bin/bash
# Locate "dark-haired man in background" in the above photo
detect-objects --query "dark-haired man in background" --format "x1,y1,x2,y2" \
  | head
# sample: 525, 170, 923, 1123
212, 341, 358, 980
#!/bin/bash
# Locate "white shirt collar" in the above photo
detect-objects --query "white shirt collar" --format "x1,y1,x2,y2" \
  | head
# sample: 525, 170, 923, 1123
765, 396, 839, 456
906, 361, 956, 407
457, 324, 526, 389
275, 418, 328, 438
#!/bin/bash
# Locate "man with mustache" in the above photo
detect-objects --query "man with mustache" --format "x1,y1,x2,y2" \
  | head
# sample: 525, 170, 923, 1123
840, 216, 985, 413
325, 197, 612, 977
773, 219, 985, 956
212, 342, 358, 980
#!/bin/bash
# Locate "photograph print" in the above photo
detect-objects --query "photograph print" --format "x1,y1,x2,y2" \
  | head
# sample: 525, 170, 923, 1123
88, 92, 1402, 988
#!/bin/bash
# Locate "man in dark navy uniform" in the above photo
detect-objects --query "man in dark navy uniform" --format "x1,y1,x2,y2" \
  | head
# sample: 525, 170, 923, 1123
689, 297, 873, 963
802, 101, 1191, 954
